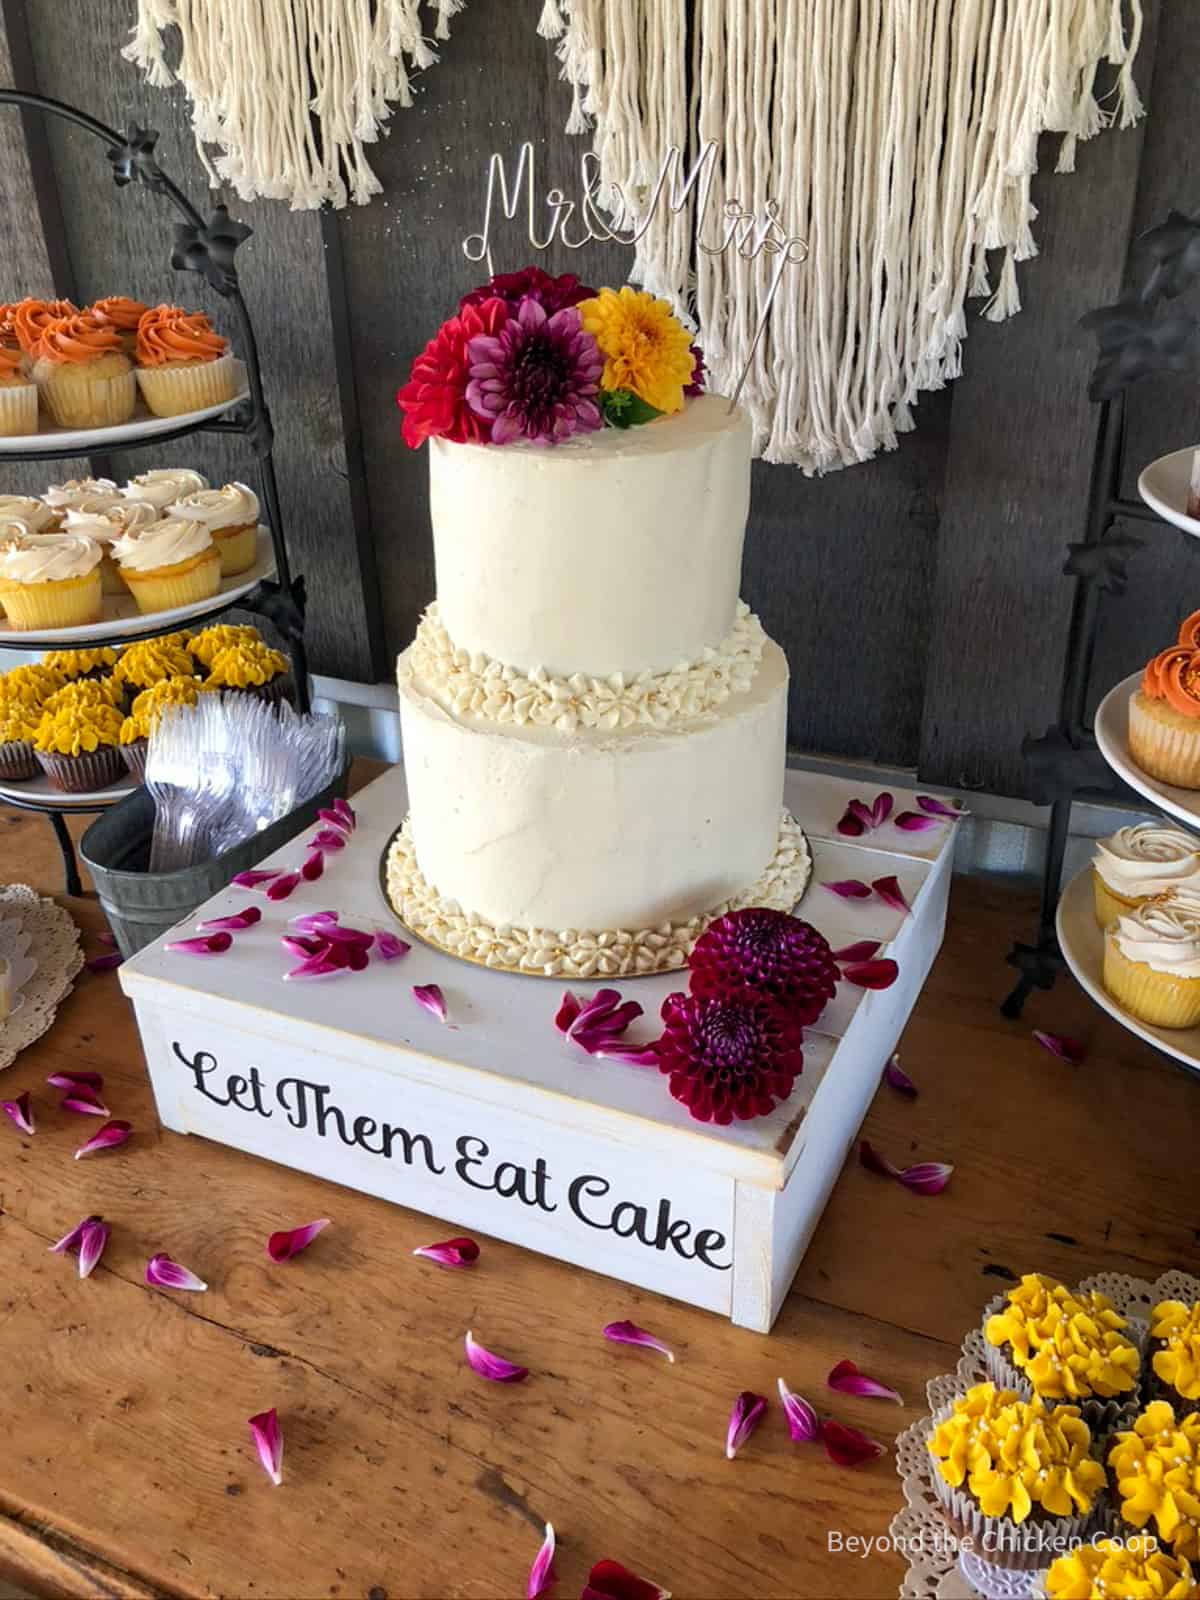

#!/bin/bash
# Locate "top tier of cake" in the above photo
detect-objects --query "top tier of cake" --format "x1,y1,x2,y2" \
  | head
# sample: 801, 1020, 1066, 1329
428, 394, 751, 679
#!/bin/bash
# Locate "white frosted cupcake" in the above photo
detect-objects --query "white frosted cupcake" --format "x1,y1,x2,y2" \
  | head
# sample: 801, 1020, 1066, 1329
1092, 820, 1200, 928
111, 517, 221, 615
0, 532, 103, 630
43, 477, 120, 516
165, 481, 259, 576
119, 467, 208, 514
0, 496, 61, 534
1104, 888, 1200, 1028
63, 500, 158, 595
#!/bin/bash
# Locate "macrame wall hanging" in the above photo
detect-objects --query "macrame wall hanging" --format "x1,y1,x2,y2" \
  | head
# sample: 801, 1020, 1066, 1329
123, 0, 464, 208
536, 0, 1145, 471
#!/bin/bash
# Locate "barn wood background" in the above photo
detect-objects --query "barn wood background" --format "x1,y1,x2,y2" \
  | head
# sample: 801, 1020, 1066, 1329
0, 0, 1196, 799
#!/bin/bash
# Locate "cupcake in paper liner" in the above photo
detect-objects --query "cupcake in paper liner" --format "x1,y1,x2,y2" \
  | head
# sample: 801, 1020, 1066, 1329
10, 297, 76, 358
926, 1382, 1109, 1576
1130, 619, 1200, 790
1104, 891, 1200, 1030
120, 676, 207, 782
1091, 820, 1200, 930
32, 311, 135, 429
203, 639, 291, 705
134, 304, 238, 418
62, 499, 157, 594
187, 622, 262, 669
88, 296, 148, 358
111, 517, 221, 616
0, 344, 37, 436
1107, 1401, 1200, 1563
0, 701, 40, 781
32, 699, 124, 793
0, 532, 104, 631
1149, 1301, 1200, 1416
113, 635, 198, 693
1037, 1536, 1197, 1599
164, 481, 259, 576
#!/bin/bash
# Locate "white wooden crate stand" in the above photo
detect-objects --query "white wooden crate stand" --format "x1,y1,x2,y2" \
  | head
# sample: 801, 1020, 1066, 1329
120, 765, 957, 1332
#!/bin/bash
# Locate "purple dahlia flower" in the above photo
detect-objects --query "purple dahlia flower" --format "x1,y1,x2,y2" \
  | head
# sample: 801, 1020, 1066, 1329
466, 296, 603, 445
656, 988, 804, 1123
689, 908, 839, 1026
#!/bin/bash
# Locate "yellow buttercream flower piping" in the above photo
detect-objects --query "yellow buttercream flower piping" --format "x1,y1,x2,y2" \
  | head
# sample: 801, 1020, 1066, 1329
41, 646, 118, 677
0, 703, 39, 743
1154, 1301, 1200, 1403
113, 637, 196, 688
1044, 1537, 1198, 1599
120, 675, 204, 743
985, 1274, 1137, 1396
33, 701, 123, 756
0, 663, 64, 707
42, 678, 124, 714
205, 640, 287, 690
578, 287, 695, 416
1109, 1403, 1200, 1561
188, 623, 260, 669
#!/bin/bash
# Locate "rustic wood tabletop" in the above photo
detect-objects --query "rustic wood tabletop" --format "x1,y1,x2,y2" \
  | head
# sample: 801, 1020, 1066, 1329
0, 770, 1195, 1600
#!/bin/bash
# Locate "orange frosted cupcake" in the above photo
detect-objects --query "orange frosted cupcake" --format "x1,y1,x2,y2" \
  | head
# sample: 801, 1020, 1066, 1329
10, 297, 76, 357
111, 517, 221, 614
33, 312, 135, 428
88, 296, 148, 357
166, 481, 259, 575
0, 343, 37, 435
135, 305, 238, 417
1130, 612, 1200, 789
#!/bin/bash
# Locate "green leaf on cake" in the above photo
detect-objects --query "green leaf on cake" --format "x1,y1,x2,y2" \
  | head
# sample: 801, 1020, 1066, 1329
600, 388, 664, 429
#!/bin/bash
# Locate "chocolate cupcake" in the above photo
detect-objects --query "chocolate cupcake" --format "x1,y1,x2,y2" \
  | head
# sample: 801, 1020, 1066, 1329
112, 636, 198, 695
41, 646, 119, 683
119, 676, 205, 782
203, 638, 291, 705
0, 701, 40, 781
33, 700, 124, 793
1041, 1535, 1197, 1599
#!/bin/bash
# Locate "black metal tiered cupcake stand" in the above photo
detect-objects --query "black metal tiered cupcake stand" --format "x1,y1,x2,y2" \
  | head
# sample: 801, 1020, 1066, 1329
0, 89, 309, 896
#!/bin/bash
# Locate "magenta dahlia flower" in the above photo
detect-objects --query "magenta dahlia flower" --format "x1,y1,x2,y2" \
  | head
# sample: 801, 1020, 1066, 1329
460, 266, 596, 315
689, 908, 838, 1026
656, 989, 804, 1124
684, 342, 707, 396
466, 296, 603, 445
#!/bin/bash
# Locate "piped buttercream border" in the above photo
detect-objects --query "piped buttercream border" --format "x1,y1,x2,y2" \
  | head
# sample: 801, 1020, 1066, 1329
382, 809, 812, 979
406, 600, 768, 734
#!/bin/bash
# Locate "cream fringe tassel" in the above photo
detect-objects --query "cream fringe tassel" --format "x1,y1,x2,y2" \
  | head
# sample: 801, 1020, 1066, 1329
545, 0, 1145, 471
122, 0, 464, 209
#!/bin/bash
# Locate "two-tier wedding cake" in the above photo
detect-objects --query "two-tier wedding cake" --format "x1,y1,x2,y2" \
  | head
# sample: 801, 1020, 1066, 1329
387, 270, 810, 978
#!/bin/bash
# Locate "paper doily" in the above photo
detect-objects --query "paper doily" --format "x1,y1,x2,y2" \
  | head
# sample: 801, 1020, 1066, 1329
0, 885, 83, 1070
891, 1270, 1200, 1600
0, 913, 36, 1020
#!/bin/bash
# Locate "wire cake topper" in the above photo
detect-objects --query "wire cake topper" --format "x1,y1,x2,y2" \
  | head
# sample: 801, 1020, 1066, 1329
462, 140, 808, 410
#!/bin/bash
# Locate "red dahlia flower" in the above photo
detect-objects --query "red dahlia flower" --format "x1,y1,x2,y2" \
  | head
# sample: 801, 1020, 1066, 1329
396, 295, 508, 448
689, 907, 839, 1025
460, 265, 596, 314
656, 988, 804, 1123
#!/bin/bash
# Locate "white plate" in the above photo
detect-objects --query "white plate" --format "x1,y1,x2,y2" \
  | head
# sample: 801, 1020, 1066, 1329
1057, 863, 1200, 1077
1138, 445, 1200, 538
0, 769, 135, 810
0, 527, 275, 646
0, 363, 248, 454
1094, 670, 1200, 832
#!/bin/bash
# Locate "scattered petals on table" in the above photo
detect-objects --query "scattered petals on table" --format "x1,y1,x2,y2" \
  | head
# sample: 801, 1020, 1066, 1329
823, 879, 872, 900
300, 849, 325, 881
777, 1378, 819, 1442
893, 811, 942, 832
197, 907, 262, 932
725, 1390, 767, 1459
581, 1558, 671, 1600
826, 1359, 902, 1404
47, 1070, 103, 1094
265, 872, 301, 902
527, 1522, 556, 1600
859, 1139, 953, 1195
328, 797, 356, 832
374, 930, 410, 962
1033, 1029, 1086, 1065
556, 988, 647, 1057
61, 1089, 111, 1117
836, 792, 894, 837
85, 950, 124, 973
916, 794, 963, 818
882, 1054, 918, 1097
820, 1418, 885, 1467
413, 983, 448, 1023
49, 1214, 108, 1279
73, 1119, 132, 1160
308, 827, 347, 853
145, 1252, 208, 1292
871, 875, 910, 915
602, 1320, 675, 1363
248, 1408, 283, 1486
464, 1329, 528, 1383
840, 959, 899, 990
231, 868, 283, 889
164, 931, 233, 956
266, 1218, 331, 1262
831, 940, 881, 964
1, 1091, 34, 1135
413, 1237, 479, 1268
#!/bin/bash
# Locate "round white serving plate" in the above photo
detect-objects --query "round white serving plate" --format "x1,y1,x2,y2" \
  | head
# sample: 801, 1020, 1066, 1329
1057, 863, 1200, 1078
0, 363, 248, 454
0, 769, 135, 810
1138, 444, 1200, 538
0, 527, 274, 646
1094, 670, 1200, 833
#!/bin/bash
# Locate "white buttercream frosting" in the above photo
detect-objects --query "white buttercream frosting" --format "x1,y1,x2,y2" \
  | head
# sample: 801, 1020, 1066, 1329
63, 499, 158, 548
1094, 821, 1200, 899
429, 394, 751, 677
120, 468, 209, 511
0, 496, 58, 534
42, 477, 120, 511
410, 598, 768, 734
112, 517, 214, 573
385, 810, 812, 978
1112, 889, 1200, 976
166, 481, 258, 530
0, 532, 102, 583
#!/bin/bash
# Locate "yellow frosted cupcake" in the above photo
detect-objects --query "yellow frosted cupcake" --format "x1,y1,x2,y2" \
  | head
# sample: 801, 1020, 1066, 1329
62, 499, 157, 594
204, 638, 290, 704
112, 635, 197, 692
1104, 889, 1200, 1028
187, 622, 262, 669
119, 676, 205, 781
1152, 1301, 1200, 1414
111, 517, 221, 615
1043, 1537, 1197, 1599
41, 678, 124, 714
32, 312, 135, 429
0, 343, 37, 436
165, 481, 259, 576
983, 1273, 1141, 1418
1109, 1402, 1200, 1562
33, 699, 124, 792
0, 663, 63, 709
1092, 821, 1200, 928
135, 305, 237, 417
0, 532, 103, 630
119, 467, 208, 514
0, 700, 40, 781
41, 646, 118, 682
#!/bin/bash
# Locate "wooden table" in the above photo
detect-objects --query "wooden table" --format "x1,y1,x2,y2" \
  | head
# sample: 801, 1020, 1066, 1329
0, 779, 1197, 1600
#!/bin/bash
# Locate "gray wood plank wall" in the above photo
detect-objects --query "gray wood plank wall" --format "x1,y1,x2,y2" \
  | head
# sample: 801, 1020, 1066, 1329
0, 0, 1195, 799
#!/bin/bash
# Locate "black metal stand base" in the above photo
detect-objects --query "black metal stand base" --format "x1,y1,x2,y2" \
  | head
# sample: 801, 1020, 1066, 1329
49, 809, 83, 898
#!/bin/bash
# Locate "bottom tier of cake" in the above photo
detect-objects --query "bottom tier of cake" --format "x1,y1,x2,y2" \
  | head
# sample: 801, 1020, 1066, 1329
383, 808, 811, 979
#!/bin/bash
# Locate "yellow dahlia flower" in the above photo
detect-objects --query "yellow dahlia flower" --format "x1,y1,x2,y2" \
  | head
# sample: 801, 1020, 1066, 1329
578, 287, 694, 415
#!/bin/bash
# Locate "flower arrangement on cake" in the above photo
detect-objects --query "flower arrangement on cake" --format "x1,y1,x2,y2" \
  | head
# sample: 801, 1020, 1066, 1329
396, 266, 705, 448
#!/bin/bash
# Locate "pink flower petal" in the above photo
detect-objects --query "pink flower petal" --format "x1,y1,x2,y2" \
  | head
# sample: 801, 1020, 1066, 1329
73, 1119, 131, 1159
777, 1377, 819, 1442
897, 1160, 954, 1196
870, 792, 895, 828
2, 1091, 34, 1135
281, 933, 327, 959
840, 959, 899, 990
289, 910, 339, 932
581, 1559, 671, 1600
893, 811, 942, 832
47, 1070, 103, 1093
330, 797, 356, 831
165, 931, 233, 956
821, 1418, 884, 1467
308, 828, 347, 853
49, 1214, 96, 1254
882, 1054, 918, 1097
827, 1359, 903, 1404
300, 849, 325, 882
590, 1044, 660, 1066
316, 923, 373, 948
823, 879, 872, 900
283, 957, 345, 982
232, 868, 283, 889
265, 872, 301, 902
602, 1320, 675, 1363
859, 1139, 902, 1179
554, 990, 582, 1033
85, 950, 123, 973
725, 1390, 767, 1459
97, 931, 116, 945
916, 794, 963, 818
412, 1236, 479, 1268
197, 907, 263, 932
1033, 1029, 1086, 1065
317, 807, 353, 834
248, 1408, 283, 1486
61, 1093, 111, 1117
76, 1217, 109, 1279
528, 1523, 556, 1600
375, 930, 410, 962
464, 1329, 528, 1383
267, 1218, 331, 1262
832, 940, 881, 963
566, 989, 643, 1042
835, 801, 869, 837
413, 983, 448, 1023
145, 1251, 208, 1292
871, 875, 910, 914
